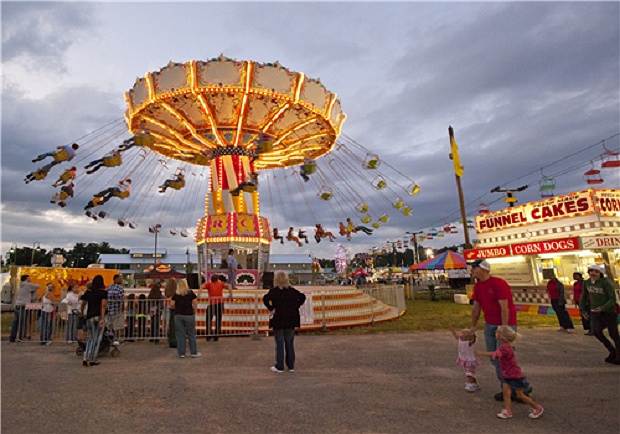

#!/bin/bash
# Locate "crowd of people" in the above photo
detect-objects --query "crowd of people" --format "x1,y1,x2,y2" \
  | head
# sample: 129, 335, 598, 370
8, 260, 619, 420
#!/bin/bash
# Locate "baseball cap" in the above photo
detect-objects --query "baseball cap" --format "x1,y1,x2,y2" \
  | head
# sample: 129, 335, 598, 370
467, 259, 491, 271
587, 264, 605, 275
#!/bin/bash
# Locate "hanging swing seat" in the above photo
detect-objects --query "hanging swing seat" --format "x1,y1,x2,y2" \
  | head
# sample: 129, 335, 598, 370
379, 214, 389, 223
133, 130, 154, 146
168, 179, 186, 190
601, 150, 620, 169
318, 187, 333, 201
407, 182, 421, 196
103, 155, 122, 167
371, 222, 381, 229
114, 190, 130, 199
302, 159, 317, 174
584, 169, 604, 185
356, 202, 369, 214
478, 203, 490, 214
372, 176, 387, 190
361, 215, 372, 224
393, 198, 404, 210
364, 154, 380, 169
401, 206, 412, 216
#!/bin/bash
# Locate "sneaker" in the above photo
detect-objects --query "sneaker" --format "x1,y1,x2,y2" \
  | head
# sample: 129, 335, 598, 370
180, 355, 185, 358
566, 329, 577, 334
289, 369, 295, 373
270, 366, 283, 373
465, 383, 480, 392
191, 352, 202, 358
557, 328, 566, 332
585, 331, 594, 336
497, 410, 513, 419
528, 406, 544, 419
46, 341, 52, 346
113, 340, 120, 346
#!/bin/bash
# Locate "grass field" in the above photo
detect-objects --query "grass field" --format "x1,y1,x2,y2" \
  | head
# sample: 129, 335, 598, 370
1, 299, 569, 337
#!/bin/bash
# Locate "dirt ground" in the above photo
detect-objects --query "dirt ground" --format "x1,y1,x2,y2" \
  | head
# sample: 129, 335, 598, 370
2, 329, 619, 434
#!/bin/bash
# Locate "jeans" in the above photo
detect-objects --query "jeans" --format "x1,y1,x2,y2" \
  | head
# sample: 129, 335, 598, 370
10, 305, 27, 341
167, 308, 177, 347
40, 311, 53, 342
484, 323, 517, 386
590, 311, 620, 354
206, 303, 224, 338
273, 328, 295, 371
551, 300, 575, 330
227, 270, 236, 288
65, 314, 78, 342
85, 316, 104, 362
175, 314, 197, 356
150, 309, 161, 340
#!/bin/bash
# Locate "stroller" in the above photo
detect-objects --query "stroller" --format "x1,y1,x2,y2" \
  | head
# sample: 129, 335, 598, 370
74, 311, 120, 358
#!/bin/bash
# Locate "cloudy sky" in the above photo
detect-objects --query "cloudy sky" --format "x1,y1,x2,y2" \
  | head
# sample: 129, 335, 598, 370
1, 1, 619, 262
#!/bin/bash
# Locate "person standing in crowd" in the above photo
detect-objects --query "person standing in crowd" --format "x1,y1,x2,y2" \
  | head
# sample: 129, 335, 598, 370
580, 264, 620, 365
546, 272, 576, 333
468, 259, 531, 402
148, 282, 164, 343
10, 275, 40, 342
125, 294, 136, 342
572, 272, 591, 335
137, 294, 148, 339
80, 275, 107, 366
227, 249, 238, 289
106, 274, 125, 344
61, 284, 80, 343
170, 279, 201, 358
164, 279, 177, 348
263, 271, 306, 373
200, 274, 233, 342
478, 327, 544, 419
40, 284, 57, 345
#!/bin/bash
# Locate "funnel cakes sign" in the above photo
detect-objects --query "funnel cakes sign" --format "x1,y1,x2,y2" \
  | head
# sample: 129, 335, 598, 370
475, 190, 619, 233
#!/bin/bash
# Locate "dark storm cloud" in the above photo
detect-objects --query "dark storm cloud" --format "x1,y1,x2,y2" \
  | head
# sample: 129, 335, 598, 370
2, 2, 96, 70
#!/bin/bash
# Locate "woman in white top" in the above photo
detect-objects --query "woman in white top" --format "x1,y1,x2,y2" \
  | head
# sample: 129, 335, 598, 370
61, 284, 80, 343
40, 284, 57, 345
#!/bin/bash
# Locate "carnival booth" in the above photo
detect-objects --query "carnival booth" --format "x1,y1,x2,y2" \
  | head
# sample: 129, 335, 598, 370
464, 189, 620, 311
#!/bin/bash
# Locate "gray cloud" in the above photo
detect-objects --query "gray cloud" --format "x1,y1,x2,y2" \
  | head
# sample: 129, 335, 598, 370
1, 2, 618, 259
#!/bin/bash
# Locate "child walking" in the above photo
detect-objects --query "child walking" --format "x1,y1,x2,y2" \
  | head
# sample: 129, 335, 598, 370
450, 327, 480, 392
478, 326, 544, 419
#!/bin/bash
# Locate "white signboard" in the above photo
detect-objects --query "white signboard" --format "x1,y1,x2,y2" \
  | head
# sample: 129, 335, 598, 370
299, 291, 314, 325
490, 262, 534, 285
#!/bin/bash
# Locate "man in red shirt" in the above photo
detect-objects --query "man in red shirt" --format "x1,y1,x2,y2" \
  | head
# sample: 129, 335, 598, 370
468, 259, 531, 401
200, 274, 233, 342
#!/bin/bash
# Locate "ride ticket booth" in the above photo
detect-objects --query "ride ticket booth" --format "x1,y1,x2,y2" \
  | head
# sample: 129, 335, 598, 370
195, 213, 272, 289
465, 189, 620, 304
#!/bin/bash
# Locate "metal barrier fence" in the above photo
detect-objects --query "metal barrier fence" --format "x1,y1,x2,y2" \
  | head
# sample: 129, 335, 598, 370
9, 286, 406, 345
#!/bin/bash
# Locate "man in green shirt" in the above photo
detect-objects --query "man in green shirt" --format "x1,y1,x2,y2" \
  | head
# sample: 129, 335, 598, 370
579, 264, 620, 365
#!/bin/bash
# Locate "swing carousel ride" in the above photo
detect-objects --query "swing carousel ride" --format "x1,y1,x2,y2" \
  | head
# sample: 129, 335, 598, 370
25, 55, 423, 287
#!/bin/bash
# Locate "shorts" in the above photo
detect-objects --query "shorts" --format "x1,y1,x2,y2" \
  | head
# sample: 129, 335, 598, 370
106, 313, 125, 330
505, 377, 529, 391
